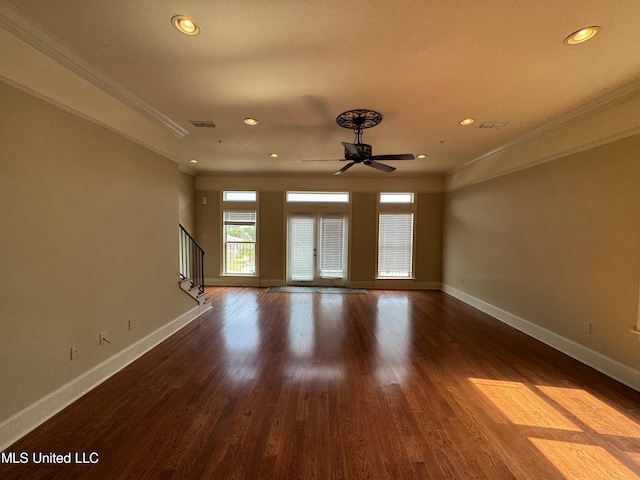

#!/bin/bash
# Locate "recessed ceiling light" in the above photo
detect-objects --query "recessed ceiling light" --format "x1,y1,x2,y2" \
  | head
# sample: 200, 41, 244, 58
460, 118, 475, 126
564, 26, 600, 45
189, 159, 198, 164
171, 16, 201, 36
269, 153, 279, 158
416, 154, 427, 159
243, 118, 259, 126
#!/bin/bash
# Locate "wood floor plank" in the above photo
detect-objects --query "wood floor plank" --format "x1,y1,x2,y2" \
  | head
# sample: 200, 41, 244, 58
3, 287, 640, 479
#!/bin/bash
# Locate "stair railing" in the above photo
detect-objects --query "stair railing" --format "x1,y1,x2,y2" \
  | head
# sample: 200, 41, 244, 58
179, 224, 205, 295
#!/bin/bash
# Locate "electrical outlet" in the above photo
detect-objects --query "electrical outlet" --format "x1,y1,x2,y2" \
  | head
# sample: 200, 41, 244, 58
128, 318, 138, 330
99, 331, 110, 345
70, 346, 78, 360
583, 322, 592, 334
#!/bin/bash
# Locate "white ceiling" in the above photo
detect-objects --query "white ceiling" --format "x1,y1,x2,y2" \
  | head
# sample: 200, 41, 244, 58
5, 0, 640, 177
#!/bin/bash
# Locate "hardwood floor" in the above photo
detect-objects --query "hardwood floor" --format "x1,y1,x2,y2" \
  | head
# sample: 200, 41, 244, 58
3, 288, 640, 479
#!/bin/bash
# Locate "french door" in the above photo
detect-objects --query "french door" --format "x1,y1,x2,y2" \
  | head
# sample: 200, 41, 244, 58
287, 213, 347, 286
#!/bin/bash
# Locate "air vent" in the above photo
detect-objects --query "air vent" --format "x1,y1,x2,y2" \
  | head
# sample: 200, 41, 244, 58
478, 122, 508, 130
189, 121, 216, 128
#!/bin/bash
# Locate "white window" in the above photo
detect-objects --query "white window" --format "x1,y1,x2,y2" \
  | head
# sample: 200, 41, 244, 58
286, 191, 349, 203
379, 192, 414, 204
223, 191, 257, 202
377, 213, 414, 278
223, 211, 257, 275
377, 191, 415, 279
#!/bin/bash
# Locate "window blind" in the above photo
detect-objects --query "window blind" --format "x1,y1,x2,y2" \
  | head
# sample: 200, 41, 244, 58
223, 211, 256, 275
319, 217, 344, 278
378, 213, 413, 278
289, 216, 315, 281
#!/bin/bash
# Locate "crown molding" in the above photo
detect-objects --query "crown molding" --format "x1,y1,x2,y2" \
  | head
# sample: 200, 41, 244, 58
0, 2, 188, 138
448, 76, 640, 179
178, 163, 196, 175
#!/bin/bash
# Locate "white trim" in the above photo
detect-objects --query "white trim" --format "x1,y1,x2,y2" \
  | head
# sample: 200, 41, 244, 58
0, 75, 181, 166
444, 126, 640, 192
0, 306, 203, 451
348, 281, 375, 289
442, 284, 640, 392
375, 280, 440, 290
260, 279, 286, 287
0, 2, 187, 139
449, 77, 640, 179
348, 280, 441, 290
179, 164, 196, 176
205, 276, 261, 287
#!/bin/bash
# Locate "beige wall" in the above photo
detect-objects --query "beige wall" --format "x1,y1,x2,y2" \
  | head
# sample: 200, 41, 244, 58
259, 191, 285, 282
178, 171, 196, 233
195, 183, 443, 287
416, 193, 443, 283
351, 192, 377, 282
195, 191, 221, 279
0, 82, 195, 423
443, 133, 640, 370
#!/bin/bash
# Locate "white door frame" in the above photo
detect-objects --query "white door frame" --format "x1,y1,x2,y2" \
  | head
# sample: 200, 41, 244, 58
286, 212, 348, 286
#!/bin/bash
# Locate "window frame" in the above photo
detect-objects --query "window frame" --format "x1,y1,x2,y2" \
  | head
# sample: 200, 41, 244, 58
379, 192, 414, 204
223, 190, 257, 202
376, 192, 416, 279
221, 191, 258, 277
285, 191, 350, 203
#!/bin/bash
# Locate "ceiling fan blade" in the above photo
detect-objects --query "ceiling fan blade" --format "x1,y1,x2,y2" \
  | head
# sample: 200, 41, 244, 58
365, 160, 396, 173
341, 142, 361, 158
335, 162, 355, 175
369, 153, 415, 161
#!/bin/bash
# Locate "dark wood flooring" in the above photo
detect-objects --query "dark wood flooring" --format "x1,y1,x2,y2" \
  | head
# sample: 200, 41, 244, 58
3, 288, 640, 479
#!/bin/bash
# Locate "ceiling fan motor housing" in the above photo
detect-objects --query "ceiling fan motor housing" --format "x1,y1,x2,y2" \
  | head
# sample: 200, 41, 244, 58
345, 143, 372, 161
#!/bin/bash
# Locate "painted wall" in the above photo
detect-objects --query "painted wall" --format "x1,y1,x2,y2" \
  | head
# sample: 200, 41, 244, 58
259, 191, 285, 283
0, 82, 195, 426
351, 192, 377, 283
443, 133, 640, 373
194, 180, 443, 288
195, 191, 221, 280
178, 171, 196, 233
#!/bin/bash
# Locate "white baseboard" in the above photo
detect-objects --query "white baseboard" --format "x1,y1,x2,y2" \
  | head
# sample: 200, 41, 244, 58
204, 277, 284, 287
205, 278, 441, 290
441, 284, 640, 392
349, 280, 441, 290
0, 305, 202, 451
348, 281, 375, 289
205, 276, 261, 287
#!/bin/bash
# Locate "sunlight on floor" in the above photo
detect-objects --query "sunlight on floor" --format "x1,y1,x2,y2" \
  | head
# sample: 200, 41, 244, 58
530, 439, 639, 479
470, 378, 640, 479
538, 385, 640, 438
470, 378, 580, 430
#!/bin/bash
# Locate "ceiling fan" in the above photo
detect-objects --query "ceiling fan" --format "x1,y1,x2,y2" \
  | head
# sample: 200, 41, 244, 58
315, 109, 415, 175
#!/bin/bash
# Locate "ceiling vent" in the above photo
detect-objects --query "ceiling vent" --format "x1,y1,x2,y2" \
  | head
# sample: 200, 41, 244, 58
478, 122, 508, 130
189, 120, 216, 128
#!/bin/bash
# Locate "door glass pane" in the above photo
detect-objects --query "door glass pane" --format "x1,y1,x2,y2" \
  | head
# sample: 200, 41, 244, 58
290, 216, 315, 281
319, 217, 344, 278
